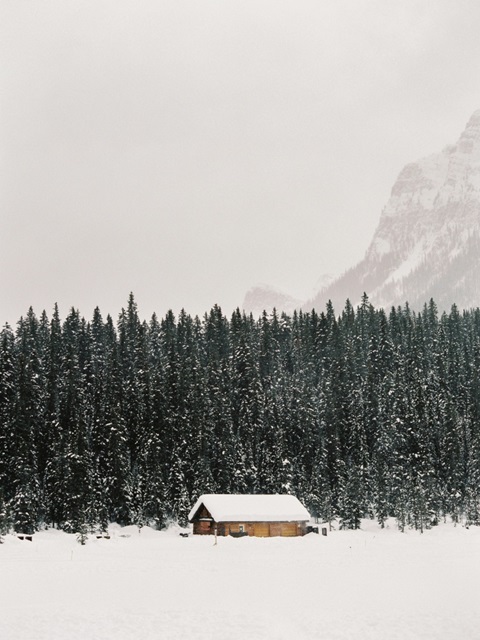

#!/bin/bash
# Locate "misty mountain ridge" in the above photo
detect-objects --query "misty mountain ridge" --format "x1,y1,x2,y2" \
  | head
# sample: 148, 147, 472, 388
242, 284, 303, 317
243, 274, 335, 317
244, 110, 480, 315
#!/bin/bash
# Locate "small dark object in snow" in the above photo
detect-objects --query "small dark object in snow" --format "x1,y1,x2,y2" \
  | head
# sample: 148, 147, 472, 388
322, 527, 327, 537
17, 535, 33, 542
179, 532, 189, 538
307, 526, 319, 534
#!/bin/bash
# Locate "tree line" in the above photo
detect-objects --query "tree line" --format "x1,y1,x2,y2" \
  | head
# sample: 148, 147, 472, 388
0, 293, 479, 536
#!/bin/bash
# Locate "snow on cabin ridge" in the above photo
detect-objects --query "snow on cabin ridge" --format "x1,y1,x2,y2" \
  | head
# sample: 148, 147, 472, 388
188, 494, 310, 523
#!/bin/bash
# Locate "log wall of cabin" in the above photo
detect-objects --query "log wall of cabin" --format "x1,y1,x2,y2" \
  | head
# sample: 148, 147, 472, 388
193, 520, 215, 535
220, 522, 307, 537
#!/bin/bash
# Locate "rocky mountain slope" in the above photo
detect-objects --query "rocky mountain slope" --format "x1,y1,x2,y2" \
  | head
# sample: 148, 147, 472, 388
306, 110, 480, 313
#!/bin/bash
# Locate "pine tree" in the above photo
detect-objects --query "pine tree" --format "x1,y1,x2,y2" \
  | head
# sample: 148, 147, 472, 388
0, 324, 16, 506
0, 487, 8, 540
42, 305, 63, 524
49, 308, 93, 533
10, 311, 43, 532
102, 314, 132, 524
230, 309, 264, 492
167, 451, 190, 527
203, 306, 235, 493
118, 294, 147, 472
11, 469, 40, 534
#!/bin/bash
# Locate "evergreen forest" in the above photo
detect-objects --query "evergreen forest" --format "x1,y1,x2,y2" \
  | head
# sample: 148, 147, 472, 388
1, 293, 480, 536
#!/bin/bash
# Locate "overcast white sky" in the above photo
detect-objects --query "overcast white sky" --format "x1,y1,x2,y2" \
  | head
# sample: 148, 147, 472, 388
2, 0, 480, 324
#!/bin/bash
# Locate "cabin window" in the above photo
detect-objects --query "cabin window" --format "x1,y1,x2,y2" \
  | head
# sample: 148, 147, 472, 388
239, 524, 245, 533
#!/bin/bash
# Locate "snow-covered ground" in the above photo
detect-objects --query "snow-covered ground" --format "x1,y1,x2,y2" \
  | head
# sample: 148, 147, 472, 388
1, 519, 480, 640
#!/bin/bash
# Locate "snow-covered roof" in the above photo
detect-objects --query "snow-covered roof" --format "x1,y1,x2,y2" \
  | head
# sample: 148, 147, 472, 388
188, 494, 310, 523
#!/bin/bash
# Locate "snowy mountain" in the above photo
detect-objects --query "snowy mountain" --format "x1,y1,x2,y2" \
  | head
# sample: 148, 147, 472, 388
306, 110, 480, 313
242, 284, 302, 316
242, 275, 335, 316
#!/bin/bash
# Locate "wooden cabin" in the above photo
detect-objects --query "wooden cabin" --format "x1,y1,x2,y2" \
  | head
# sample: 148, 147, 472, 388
188, 494, 310, 537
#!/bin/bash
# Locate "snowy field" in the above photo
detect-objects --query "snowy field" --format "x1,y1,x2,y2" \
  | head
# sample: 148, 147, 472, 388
1, 520, 480, 640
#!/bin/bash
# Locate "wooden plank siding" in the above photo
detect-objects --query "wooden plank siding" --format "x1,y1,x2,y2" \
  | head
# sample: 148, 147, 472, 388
192, 505, 215, 535
193, 520, 214, 535
253, 523, 270, 537
192, 519, 307, 537
269, 523, 282, 536
280, 523, 298, 537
